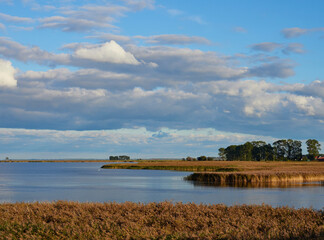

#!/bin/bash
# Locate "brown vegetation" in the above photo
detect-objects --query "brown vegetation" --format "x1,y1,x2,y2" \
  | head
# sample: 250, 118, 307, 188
186, 172, 324, 187
102, 160, 324, 173
102, 160, 324, 186
0, 201, 323, 239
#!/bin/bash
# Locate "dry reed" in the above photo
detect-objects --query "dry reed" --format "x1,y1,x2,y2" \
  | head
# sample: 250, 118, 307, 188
0, 201, 323, 239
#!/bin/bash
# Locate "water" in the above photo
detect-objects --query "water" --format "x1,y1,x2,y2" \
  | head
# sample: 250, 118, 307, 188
0, 162, 323, 209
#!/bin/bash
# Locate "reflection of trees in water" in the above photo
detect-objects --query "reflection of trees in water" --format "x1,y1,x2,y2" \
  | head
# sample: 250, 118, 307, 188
184, 179, 324, 188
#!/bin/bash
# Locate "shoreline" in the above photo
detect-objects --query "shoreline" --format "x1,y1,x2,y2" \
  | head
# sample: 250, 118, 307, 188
101, 160, 324, 185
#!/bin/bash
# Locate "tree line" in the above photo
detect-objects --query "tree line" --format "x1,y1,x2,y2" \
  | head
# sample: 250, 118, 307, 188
218, 139, 321, 161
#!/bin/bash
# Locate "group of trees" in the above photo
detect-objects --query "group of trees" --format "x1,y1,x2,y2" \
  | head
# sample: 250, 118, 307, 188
109, 155, 130, 160
219, 139, 321, 161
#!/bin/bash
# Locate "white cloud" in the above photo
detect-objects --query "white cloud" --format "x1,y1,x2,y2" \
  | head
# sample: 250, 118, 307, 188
0, 58, 17, 87
75, 41, 140, 65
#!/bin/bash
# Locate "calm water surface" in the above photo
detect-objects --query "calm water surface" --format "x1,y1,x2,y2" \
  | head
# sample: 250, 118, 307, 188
0, 162, 323, 209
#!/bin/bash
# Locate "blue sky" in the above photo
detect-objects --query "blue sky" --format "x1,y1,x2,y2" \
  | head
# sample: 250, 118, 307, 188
0, 0, 323, 159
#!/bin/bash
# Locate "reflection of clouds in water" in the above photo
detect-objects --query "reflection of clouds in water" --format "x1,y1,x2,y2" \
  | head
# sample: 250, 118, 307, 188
0, 176, 15, 202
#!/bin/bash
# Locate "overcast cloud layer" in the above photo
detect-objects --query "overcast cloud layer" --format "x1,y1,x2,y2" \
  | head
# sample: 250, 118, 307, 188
0, 0, 323, 158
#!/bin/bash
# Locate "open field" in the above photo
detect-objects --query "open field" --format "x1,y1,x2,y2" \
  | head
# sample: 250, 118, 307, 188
102, 160, 324, 185
0, 201, 322, 240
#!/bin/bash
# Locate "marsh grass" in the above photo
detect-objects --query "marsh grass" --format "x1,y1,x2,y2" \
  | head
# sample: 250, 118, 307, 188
185, 172, 324, 187
0, 201, 323, 239
101, 160, 324, 173
102, 161, 324, 185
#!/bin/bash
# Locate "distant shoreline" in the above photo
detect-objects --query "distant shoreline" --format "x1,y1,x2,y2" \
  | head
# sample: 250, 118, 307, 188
0, 159, 135, 163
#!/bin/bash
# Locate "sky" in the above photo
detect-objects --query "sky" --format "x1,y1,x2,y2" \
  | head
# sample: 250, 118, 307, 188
0, 0, 324, 159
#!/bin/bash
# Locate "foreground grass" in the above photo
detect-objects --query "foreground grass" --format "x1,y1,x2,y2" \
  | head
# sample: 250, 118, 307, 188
0, 202, 323, 240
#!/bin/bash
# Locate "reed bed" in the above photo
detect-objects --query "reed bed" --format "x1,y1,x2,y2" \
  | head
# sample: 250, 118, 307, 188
185, 172, 324, 187
0, 201, 323, 239
101, 160, 324, 173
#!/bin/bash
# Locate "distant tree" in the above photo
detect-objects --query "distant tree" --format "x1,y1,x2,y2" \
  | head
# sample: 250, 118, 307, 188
251, 141, 266, 161
242, 142, 253, 161
306, 139, 321, 160
273, 140, 288, 161
197, 156, 207, 161
273, 139, 302, 161
185, 156, 196, 161
224, 145, 239, 161
288, 139, 302, 161
218, 148, 226, 160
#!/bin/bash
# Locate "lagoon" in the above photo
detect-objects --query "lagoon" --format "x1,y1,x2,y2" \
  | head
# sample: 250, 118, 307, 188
0, 162, 323, 209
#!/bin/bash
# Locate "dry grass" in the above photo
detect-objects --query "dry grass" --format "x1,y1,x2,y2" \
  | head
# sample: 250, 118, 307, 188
186, 172, 324, 187
102, 160, 324, 173
0, 201, 322, 239
102, 160, 324, 185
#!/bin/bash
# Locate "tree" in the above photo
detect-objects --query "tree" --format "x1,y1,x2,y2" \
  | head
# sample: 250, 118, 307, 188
197, 156, 207, 161
306, 139, 321, 160
273, 140, 288, 161
251, 141, 267, 161
288, 139, 302, 161
224, 145, 239, 161
218, 148, 226, 160
273, 139, 302, 161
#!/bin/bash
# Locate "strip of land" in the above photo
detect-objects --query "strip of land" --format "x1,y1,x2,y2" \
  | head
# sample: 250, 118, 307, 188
102, 160, 324, 185
0, 201, 322, 240
0, 159, 134, 163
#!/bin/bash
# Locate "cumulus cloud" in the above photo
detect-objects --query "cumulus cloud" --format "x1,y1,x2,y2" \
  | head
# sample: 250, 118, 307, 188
281, 27, 324, 38
0, 58, 17, 87
74, 41, 140, 65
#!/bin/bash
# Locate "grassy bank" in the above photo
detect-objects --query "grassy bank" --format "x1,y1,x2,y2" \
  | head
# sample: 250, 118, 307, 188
0, 201, 323, 240
102, 160, 324, 184
185, 172, 324, 187
101, 160, 324, 173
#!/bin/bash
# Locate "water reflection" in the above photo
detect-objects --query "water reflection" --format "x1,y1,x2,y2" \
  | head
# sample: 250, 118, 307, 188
185, 179, 324, 188
0, 162, 323, 209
